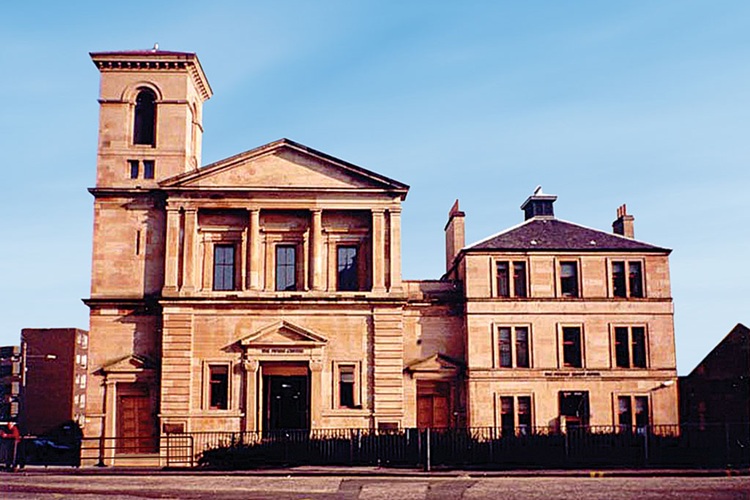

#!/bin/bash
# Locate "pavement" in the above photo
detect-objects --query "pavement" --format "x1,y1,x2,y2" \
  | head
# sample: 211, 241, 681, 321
7, 464, 750, 477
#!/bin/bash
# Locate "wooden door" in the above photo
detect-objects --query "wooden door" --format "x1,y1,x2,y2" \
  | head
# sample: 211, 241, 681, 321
118, 393, 157, 454
417, 382, 451, 429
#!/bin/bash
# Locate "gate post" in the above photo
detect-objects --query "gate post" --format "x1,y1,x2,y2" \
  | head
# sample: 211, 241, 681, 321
424, 428, 431, 472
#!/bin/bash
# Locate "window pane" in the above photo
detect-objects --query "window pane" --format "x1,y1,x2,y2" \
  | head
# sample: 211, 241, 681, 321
618, 396, 632, 429
517, 396, 531, 433
339, 366, 355, 408
143, 160, 155, 179
275, 246, 297, 291
129, 160, 139, 179
629, 262, 643, 298
562, 327, 582, 368
560, 262, 579, 297
631, 327, 647, 368
499, 328, 512, 367
337, 246, 359, 291
209, 365, 229, 410
134, 89, 156, 146
615, 327, 630, 368
500, 396, 514, 435
513, 262, 527, 298
612, 261, 626, 298
515, 327, 529, 368
635, 396, 649, 428
213, 245, 235, 291
496, 262, 510, 297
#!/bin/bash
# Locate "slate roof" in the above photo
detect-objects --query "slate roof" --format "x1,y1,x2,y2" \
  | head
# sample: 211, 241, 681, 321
466, 218, 670, 253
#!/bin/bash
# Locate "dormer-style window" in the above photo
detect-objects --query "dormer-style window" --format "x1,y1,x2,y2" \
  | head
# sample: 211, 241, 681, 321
133, 89, 156, 146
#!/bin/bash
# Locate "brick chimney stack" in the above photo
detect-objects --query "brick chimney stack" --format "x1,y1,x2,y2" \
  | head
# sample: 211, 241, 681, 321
612, 204, 635, 239
445, 200, 465, 272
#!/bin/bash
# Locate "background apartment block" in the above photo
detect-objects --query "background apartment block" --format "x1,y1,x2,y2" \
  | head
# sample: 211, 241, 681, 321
20, 328, 89, 435
0, 345, 22, 422
82, 49, 679, 463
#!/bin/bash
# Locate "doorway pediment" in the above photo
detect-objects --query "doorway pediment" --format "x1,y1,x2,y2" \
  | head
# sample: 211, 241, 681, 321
406, 353, 464, 379
240, 320, 328, 348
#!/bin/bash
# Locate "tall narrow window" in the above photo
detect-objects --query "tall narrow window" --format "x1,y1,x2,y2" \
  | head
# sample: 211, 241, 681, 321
562, 326, 583, 368
500, 397, 514, 435
337, 246, 359, 291
560, 262, 579, 297
515, 327, 529, 368
213, 245, 235, 291
339, 365, 355, 408
517, 396, 532, 434
133, 89, 156, 146
496, 262, 510, 297
612, 261, 626, 297
513, 262, 527, 298
275, 245, 297, 291
614, 326, 647, 368
143, 160, 155, 179
629, 262, 643, 298
209, 365, 229, 410
635, 396, 649, 428
498, 328, 512, 368
612, 260, 645, 298
128, 159, 139, 179
631, 327, 646, 368
618, 396, 632, 430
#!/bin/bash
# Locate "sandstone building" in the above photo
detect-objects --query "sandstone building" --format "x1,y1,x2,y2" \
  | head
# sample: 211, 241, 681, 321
83, 49, 678, 460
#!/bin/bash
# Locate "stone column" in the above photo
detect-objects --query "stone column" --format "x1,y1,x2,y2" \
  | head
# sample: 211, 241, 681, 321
309, 359, 323, 428
310, 209, 324, 291
182, 208, 198, 292
388, 208, 403, 292
371, 209, 386, 293
103, 379, 117, 464
164, 208, 181, 293
242, 358, 259, 432
248, 209, 261, 290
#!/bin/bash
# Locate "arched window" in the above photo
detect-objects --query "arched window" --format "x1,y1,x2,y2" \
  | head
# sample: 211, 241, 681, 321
133, 89, 156, 146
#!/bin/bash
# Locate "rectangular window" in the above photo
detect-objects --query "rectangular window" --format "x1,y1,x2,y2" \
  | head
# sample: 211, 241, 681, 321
560, 261, 579, 297
612, 261, 626, 297
513, 262, 527, 298
339, 365, 356, 409
499, 395, 533, 436
635, 396, 649, 428
612, 260, 645, 298
562, 326, 583, 368
500, 396, 515, 435
515, 327, 530, 368
496, 326, 532, 368
337, 246, 359, 291
495, 261, 528, 298
275, 245, 297, 291
143, 160, 155, 179
517, 396, 532, 434
496, 262, 510, 297
209, 365, 229, 410
213, 245, 235, 291
498, 328, 512, 367
618, 396, 633, 430
629, 262, 643, 298
614, 326, 647, 368
128, 159, 139, 179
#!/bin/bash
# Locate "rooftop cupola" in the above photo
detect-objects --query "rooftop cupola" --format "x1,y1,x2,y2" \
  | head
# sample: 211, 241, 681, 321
520, 186, 557, 220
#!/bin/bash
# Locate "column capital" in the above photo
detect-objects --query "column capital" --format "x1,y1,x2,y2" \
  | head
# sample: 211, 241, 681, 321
309, 359, 323, 372
371, 208, 386, 215
388, 207, 402, 215
242, 358, 259, 373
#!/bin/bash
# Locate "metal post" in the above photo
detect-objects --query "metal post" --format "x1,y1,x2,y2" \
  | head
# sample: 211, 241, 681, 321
424, 428, 431, 472
643, 426, 649, 466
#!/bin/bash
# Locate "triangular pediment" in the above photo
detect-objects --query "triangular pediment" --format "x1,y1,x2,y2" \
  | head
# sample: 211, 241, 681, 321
101, 354, 156, 374
161, 139, 408, 196
405, 353, 464, 375
240, 320, 328, 348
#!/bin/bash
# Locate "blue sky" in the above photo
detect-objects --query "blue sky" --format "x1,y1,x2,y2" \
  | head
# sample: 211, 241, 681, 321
1, 1, 748, 374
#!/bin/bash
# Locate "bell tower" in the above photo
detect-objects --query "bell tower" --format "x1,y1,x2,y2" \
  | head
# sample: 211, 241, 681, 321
90, 48, 212, 187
